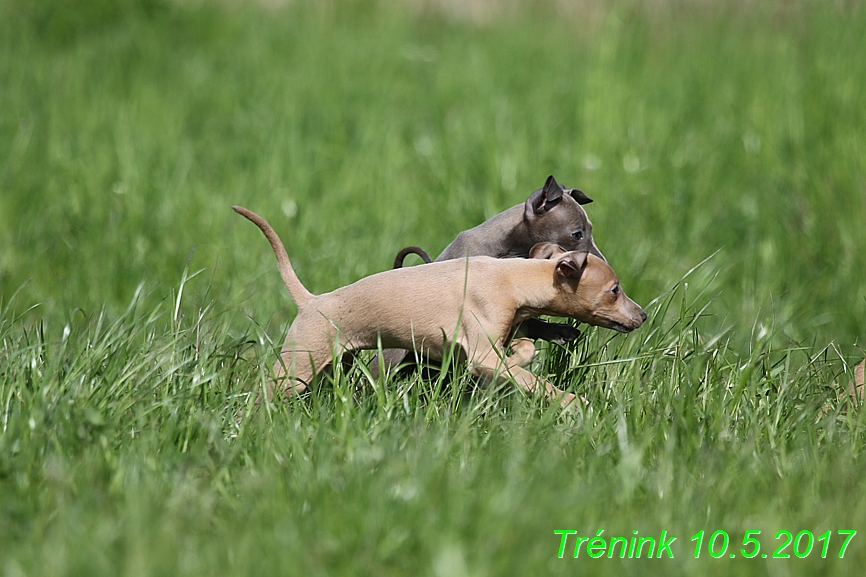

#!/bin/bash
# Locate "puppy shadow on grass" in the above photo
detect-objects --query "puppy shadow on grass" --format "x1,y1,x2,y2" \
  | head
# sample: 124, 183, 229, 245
240, 333, 591, 423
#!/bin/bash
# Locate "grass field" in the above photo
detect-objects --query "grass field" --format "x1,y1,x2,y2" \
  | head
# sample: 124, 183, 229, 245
1, 0, 866, 575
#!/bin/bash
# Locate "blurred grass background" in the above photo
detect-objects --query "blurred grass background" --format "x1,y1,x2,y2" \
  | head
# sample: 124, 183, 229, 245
1, 0, 863, 349
1, 0, 866, 575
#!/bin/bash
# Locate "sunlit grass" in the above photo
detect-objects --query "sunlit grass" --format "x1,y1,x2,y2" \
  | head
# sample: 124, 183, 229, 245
1, 1, 865, 575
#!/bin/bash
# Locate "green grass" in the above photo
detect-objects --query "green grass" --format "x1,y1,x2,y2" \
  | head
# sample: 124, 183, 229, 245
1, 0, 866, 575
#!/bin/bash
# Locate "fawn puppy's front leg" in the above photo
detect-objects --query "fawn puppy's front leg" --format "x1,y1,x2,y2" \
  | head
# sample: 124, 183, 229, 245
469, 346, 577, 408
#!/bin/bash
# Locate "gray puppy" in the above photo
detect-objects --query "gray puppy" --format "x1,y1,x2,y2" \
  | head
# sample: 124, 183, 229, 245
378, 175, 606, 375
395, 174, 603, 343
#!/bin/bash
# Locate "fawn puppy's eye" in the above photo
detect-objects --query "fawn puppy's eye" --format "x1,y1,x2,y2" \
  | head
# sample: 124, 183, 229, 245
611, 285, 619, 296
571, 230, 583, 240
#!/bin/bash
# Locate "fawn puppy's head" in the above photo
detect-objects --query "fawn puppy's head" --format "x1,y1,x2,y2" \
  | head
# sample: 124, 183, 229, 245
530, 243, 646, 332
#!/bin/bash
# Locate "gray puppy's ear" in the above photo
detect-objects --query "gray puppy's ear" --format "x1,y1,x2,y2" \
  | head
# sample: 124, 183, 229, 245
524, 175, 564, 219
568, 188, 593, 205
529, 242, 567, 260
554, 251, 588, 280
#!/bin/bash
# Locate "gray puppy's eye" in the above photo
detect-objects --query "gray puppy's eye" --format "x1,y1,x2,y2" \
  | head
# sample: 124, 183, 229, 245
571, 230, 583, 240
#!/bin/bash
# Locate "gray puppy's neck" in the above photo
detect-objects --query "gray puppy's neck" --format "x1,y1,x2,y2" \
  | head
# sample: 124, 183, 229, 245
435, 204, 530, 261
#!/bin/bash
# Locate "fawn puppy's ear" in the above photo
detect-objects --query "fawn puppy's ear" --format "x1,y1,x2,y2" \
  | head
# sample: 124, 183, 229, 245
525, 175, 564, 219
529, 242, 567, 260
554, 251, 588, 280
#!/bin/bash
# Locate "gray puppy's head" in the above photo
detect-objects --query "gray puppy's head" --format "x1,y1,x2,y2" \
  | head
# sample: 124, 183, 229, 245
523, 174, 605, 262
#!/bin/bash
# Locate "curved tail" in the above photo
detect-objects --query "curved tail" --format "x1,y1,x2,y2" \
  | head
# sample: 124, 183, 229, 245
393, 245, 433, 269
232, 206, 313, 308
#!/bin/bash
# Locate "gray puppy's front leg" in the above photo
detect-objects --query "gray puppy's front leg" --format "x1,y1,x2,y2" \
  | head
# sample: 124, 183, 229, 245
520, 318, 580, 344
